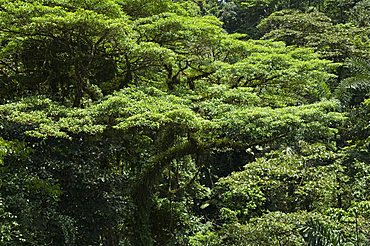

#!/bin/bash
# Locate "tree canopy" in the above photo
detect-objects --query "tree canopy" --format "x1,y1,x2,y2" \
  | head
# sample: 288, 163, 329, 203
1, 0, 370, 245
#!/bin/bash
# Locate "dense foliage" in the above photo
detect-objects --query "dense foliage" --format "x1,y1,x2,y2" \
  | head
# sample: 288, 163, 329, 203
1, 0, 370, 245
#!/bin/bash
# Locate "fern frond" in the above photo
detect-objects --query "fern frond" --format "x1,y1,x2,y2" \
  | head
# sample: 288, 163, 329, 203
300, 218, 344, 246
317, 81, 332, 99
335, 57, 370, 105
340, 76, 370, 90
346, 57, 370, 75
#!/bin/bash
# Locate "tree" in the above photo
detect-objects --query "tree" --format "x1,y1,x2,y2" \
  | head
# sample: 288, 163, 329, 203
212, 40, 335, 106
351, 0, 370, 27
258, 9, 370, 62
2, 0, 370, 245
0, 0, 131, 106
